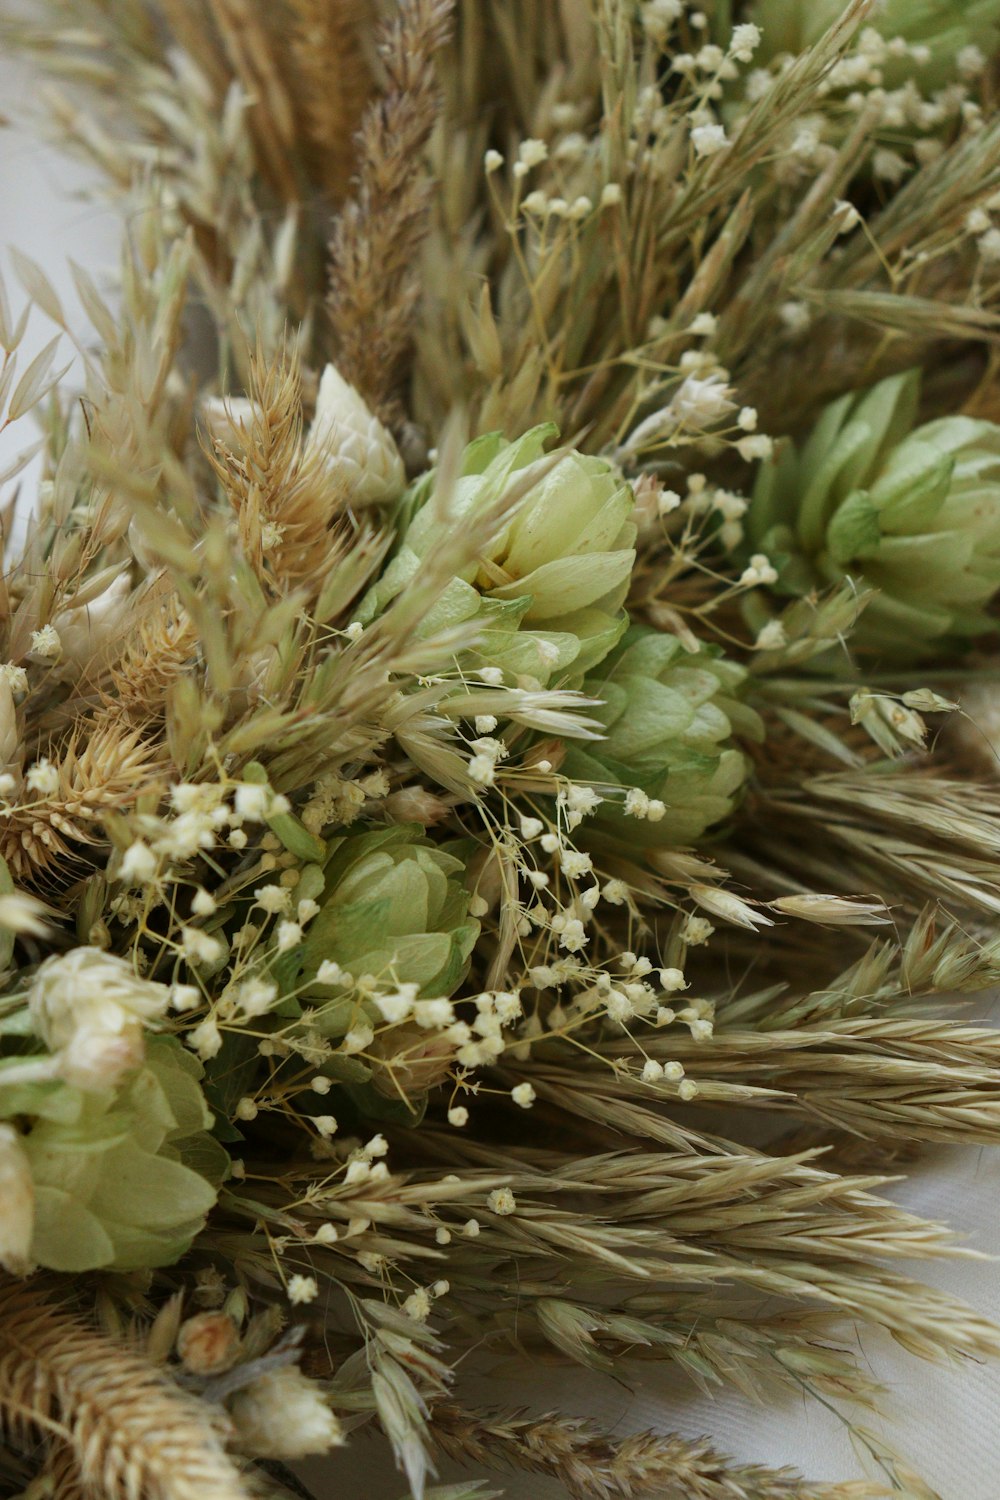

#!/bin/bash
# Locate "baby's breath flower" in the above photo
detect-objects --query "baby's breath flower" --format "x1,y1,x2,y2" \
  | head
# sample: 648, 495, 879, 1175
682, 916, 714, 946
739, 553, 779, 586
729, 21, 761, 61
978, 228, 1000, 263
181, 928, 224, 966
188, 1017, 223, 1060
690, 122, 729, 157
284, 1278, 316, 1302
654, 969, 685, 996
343, 1024, 374, 1054
487, 1187, 516, 1216
755, 619, 787, 650
511, 1083, 536, 1108
276, 920, 303, 953
254, 883, 292, 914
29, 625, 61, 658
25, 760, 59, 795
170, 983, 201, 1012
403, 1289, 432, 1322
120, 841, 158, 885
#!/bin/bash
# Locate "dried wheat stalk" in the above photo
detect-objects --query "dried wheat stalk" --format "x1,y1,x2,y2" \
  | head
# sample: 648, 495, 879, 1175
326, 0, 455, 420
430, 1403, 881, 1500
288, 0, 374, 202
0, 1278, 252, 1500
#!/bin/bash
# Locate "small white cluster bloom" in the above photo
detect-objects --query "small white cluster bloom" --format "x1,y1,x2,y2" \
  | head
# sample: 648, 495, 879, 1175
255, 883, 293, 915
187, 1016, 223, 1061
513, 137, 548, 177
29, 625, 61, 658
468, 734, 508, 787
739, 553, 779, 587
736, 433, 774, 462
780, 301, 812, 335
872, 147, 908, 184
755, 619, 788, 651
729, 22, 761, 63
641, 0, 683, 43
181, 927, 225, 967
487, 1187, 517, 1216
682, 915, 714, 946
978, 228, 1000, 263
624, 788, 667, 822
669, 373, 737, 428
276, 920, 304, 953
316, 960, 348, 986
25, 760, 59, 796
0, 663, 27, 694
690, 122, 730, 158
659, 967, 687, 992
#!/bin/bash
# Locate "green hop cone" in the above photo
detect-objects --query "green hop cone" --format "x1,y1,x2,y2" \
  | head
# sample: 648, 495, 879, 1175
283, 824, 479, 1023
750, 0, 1000, 89
274, 825, 480, 1122
746, 370, 1000, 656
562, 627, 763, 853
359, 426, 637, 685
1, 1036, 225, 1273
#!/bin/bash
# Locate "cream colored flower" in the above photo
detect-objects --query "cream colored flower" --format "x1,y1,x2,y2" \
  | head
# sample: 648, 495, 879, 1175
29, 947, 172, 1091
305, 364, 405, 506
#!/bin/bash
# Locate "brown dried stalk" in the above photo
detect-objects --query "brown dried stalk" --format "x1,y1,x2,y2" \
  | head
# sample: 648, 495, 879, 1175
33, 1440, 89, 1500
430, 1402, 882, 1500
207, 0, 301, 203
108, 596, 201, 723
205, 346, 352, 596
326, 0, 455, 420
0, 1277, 251, 1500
1, 714, 167, 884
288, 0, 374, 202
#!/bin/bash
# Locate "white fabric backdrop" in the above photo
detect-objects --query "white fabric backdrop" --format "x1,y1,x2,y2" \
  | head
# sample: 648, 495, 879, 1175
3, 73, 1000, 1500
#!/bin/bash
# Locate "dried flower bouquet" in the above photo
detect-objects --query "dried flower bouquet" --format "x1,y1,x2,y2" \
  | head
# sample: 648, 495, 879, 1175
3, 1, 1000, 1496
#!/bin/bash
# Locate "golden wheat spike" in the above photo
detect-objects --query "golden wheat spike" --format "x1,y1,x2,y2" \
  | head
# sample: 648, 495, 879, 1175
326, 0, 456, 420
0, 1279, 252, 1500
288, 0, 373, 202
